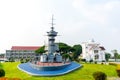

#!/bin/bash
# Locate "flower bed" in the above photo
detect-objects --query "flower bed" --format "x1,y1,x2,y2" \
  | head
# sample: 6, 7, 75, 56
0, 77, 21, 80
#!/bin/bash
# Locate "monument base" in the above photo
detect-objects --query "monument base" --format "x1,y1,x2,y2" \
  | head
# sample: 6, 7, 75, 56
18, 61, 82, 76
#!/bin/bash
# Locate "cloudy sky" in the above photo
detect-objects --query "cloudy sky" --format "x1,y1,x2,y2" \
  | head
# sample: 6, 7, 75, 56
0, 0, 120, 53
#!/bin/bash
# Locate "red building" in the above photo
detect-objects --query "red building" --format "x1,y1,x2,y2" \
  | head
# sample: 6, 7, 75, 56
5, 46, 40, 60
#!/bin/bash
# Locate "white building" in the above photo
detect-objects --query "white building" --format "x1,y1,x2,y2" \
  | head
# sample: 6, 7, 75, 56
81, 39, 106, 62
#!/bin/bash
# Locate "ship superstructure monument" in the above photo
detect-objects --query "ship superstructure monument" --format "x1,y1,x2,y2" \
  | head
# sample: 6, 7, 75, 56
40, 16, 62, 63
18, 16, 82, 76
40, 26, 62, 63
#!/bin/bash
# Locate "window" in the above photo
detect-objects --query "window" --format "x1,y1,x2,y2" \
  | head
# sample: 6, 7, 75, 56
95, 54, 99, 59
94, 50, 98, 53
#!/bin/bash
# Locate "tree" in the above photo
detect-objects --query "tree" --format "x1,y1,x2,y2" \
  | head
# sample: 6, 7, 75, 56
111, 49, 119, 61
72, 45, 82, 60
117, 54, 120, 59
62, 53, 72, 62
57, 42, 72, 53
35, 46, 45, 54
105, 53, 111, 62
35, 43, 82, 62
35, 43, 72, 54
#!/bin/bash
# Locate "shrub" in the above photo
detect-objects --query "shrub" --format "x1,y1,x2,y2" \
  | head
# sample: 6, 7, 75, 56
25, 58, 30, 63
116, 64, 120, 77
93, 71, 107, 80
20, 58, 24, 63
109, 62, 117, 66
94, 61, 97, 64
74, 58, 80, 62
81, 59, 86, 62
89, 59, 93, 63
0, 68, 5, 77
102, 60, 105, 62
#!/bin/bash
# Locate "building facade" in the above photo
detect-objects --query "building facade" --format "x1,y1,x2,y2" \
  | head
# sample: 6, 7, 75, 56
81, 39, 106, 62
5, 46, 40, 60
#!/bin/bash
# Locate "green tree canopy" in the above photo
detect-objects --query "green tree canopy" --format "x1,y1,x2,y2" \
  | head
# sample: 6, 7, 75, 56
105, 52, 111, 62
62, 53, 72, 61
72, 44, 82, 60
35, 46, 45, 54
111, 49, 119, 61
35, 43, 82, 61
35, 43, 72, 54
57, 42, 72, 53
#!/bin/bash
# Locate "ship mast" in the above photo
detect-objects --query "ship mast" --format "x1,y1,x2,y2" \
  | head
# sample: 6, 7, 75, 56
47, 15, 58, 55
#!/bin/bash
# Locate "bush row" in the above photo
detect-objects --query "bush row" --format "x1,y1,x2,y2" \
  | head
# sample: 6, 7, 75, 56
109, 62, 117, 66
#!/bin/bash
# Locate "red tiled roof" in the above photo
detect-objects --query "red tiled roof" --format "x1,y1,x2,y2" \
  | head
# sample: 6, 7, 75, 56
11, 46, 40, 51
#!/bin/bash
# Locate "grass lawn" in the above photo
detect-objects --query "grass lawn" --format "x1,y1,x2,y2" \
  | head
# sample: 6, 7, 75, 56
1, 62, 118, 80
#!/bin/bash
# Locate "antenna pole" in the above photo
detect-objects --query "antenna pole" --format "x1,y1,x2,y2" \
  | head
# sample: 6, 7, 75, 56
51, 14, 55, 30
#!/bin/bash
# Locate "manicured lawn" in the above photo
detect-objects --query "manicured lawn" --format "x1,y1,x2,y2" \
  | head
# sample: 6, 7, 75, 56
0, 63, 3, 68
1, 62, 117, 80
